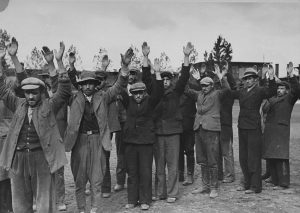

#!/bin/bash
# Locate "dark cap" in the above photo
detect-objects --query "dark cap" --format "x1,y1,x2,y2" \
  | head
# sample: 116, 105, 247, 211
277, 81, 290, 89
129, 82, 146, 93
77, 70, 100, 85
161, 71, 173, 79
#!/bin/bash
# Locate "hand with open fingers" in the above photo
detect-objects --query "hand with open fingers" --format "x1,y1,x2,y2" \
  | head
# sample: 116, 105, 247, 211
213, 64, 223, 80
221, 61, 229, 75
7, 37, 18, 56
142, 42, 150, 57
54, 41, 65, 61
0, 41, 6, 59
69, 52, 76, 65
268, 64, 275, 78
262, 64, 268, 77
42, 46, 54, 63
153, 58, 161, 74
121, 47, 134, 66
286, 61, 294, 76
183, 42, 194, 56
102, 54, 110, 69
191, 67, 200, 80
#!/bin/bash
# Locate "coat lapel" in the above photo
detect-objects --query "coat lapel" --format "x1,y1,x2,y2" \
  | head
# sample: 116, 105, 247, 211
75, 92, 86, 114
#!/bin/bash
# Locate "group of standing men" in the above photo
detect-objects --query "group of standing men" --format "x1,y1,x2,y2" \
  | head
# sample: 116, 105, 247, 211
0, 38, 299, 213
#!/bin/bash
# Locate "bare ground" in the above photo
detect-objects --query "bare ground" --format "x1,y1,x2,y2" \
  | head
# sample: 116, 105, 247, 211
63, 103, 300, 213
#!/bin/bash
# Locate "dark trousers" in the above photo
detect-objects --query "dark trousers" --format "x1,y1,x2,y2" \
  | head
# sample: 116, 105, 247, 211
0, 179, 13, 213
115, 126, 126, 185
157, 134, 180, 198
55, 167, 65, 205
238, 128, 262, 193
269, 159, 290, 187
10, 150, 56, 213
195, 127, 219, 189
101, 150, 111, 193
125, 143, 153, 205
218, 125, 235, 181
179, 130, 195, 177
71, 133, 106, 212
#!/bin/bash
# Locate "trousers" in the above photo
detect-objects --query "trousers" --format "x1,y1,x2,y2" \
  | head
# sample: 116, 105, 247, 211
179, 130, 195, 177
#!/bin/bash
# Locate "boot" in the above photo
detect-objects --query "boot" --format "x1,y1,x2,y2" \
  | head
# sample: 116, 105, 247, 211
192, 166, 209, 194
209, 168, 219, 198
182, 173, 194, 186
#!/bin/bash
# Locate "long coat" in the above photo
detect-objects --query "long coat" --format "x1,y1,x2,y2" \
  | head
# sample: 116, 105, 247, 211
0, 75, 71, 174
263, 77, 300, 159
64, 74, 127, 152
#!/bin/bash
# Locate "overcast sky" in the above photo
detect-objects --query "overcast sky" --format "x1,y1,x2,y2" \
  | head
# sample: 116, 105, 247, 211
1, 0, 300, 76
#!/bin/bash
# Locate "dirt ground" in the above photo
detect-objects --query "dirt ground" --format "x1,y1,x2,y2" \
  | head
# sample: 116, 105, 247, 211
63, 103, 300, 213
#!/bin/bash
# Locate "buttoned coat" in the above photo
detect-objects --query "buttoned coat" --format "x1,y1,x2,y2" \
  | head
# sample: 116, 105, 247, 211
263, 77, 300, 159
64, 74, 127, 152
0, 76, 71, 174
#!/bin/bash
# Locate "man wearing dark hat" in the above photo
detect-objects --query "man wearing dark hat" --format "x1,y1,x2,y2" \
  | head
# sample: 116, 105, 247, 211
262, 64, 300, 190
230, 67, 277, 194
64, 48, 132, 213
152, 42, 193, 203
0, 41, 71, 213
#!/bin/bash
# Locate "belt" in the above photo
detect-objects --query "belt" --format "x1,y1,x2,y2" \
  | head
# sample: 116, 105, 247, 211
16, 147, 43, 152
80, 130, 100, 135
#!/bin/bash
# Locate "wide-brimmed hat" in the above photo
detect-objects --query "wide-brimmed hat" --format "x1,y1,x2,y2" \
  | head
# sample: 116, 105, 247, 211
129, 82, 146, 93
21, 77, 46, 90
277, 81, 290, 89
200, 77, 214, 85
242, 68, 258, 79
77, 70, 100, 85
161, 71, 173, 79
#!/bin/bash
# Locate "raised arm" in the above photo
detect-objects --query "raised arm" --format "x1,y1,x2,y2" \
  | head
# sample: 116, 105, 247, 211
67, 52, 79, 90
50, 41, 71, 114
261, 64, 277, 99
174, 42, 194, 95
7, 37, 23, 74
42, 46, 59, 93
148, 61, 163, 107
287, 62, 300, 103
104, 47, 132, 104
0, 41, 20, 112
141, 42, 154, 94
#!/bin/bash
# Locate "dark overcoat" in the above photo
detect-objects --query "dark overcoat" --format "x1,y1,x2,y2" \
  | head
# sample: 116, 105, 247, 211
263, 77, 300, 159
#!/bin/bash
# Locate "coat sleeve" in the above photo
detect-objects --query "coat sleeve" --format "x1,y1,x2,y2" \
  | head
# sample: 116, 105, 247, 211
288, 76, 300, 104
142, 66, 154, 95
50, 74, 59, 93
50, 75, 72, 115
0, 76, 21, 113
261, 79, 277, 99
174, 65, 190, 95
149, 79, 163, 108
68, 68, 79, 90
104, 74, 128, 105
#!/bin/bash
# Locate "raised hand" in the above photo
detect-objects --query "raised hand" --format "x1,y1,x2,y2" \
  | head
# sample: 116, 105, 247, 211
7, 37, 18, 56
0, 41, 6, 59
267, 64, 275, 79
41, 46, 54, 63
183, 42, 194, 56
142, 42, 150, 57
200, 63, 206, 75
191, 66, 200, 80
221, 61, 228, 75
101, 54, 110, 70
121, 47, 134, 66
286, 61, 293, 76
153, 58, 161, 73
69, 52, 76, 65
212, 64, 223, 80
54, 41, 65, 61
262, 64, 268, 78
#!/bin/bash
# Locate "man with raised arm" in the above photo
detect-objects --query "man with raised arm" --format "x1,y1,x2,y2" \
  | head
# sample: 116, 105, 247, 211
262, 62, 300, 190
151, 42, 193, 203
188, 64, 229, 198
0, 40, 71, 213
64, 48, 131, 213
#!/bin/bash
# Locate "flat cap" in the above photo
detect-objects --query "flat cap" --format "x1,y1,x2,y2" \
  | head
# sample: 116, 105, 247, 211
200, 77, 214, 85
77, 70, 100, 85
128, 65, 140, 74
242, 68, 258, 79
277, 81, 290, 89
161, 71, 173, 79
129, 82, 146, 93
21, 77, 46, 90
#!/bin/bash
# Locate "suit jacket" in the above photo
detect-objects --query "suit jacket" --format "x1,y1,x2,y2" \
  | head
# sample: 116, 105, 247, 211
231, 79, 277, 129
0, 75, 71, 174
263, 77, 300, 159
64, 74, 128, 152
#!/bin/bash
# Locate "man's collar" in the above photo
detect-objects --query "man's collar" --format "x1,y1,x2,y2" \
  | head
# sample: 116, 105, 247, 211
83, 93, 93, 103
